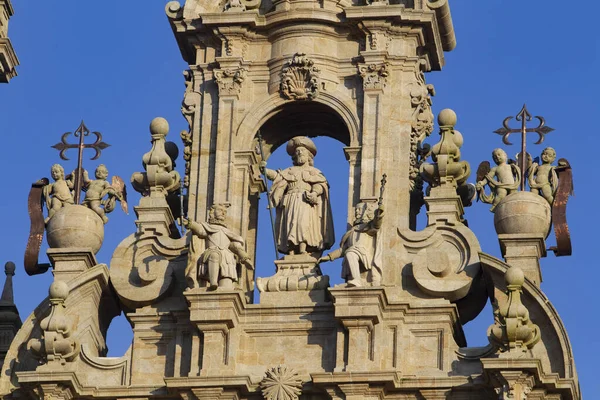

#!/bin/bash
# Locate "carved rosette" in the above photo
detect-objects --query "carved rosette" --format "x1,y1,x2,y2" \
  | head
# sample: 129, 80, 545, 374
358, 63, 389, 91
260, 365, 303, 400
408, 66, 435, 191
214, 68, 247, 97
280, 53, 320, 100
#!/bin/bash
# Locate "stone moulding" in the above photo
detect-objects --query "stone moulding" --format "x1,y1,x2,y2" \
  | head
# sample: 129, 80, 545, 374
280, 53, 320, 101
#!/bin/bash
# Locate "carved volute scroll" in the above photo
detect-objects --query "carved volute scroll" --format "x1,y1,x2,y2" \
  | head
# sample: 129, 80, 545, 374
280, 53, 320, 100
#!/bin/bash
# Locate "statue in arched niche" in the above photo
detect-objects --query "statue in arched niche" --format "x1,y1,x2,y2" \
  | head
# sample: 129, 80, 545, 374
260, 136, 335, 257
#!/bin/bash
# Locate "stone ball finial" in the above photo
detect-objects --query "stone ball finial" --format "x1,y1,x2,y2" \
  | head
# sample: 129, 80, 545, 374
165, 141, 179, 161
438, 108, 457, 127
505, 266, 525, 288
4, 262, 15, 276
150, 117, 169, 138
49, 280, 69, 301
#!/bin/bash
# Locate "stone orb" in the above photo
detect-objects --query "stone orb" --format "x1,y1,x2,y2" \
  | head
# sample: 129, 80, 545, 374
150, 117, 169, 138
438, 108, 457, 127
493, 191, 551, 237
505, 266, 525, 287
46, 205, 104, 254
49, 280, 69, 300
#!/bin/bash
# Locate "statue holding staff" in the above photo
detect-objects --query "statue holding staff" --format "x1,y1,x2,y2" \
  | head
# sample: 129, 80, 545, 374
260, 136, 335, 256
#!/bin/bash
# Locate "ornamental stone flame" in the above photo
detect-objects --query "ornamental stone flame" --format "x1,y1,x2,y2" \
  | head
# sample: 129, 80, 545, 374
280, 53, 320, 101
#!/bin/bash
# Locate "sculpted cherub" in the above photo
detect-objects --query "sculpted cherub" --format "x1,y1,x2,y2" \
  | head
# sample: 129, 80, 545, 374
319, 201, 384, 287
43, 164, 74, 222
528, 147, 558, 205
183, 204, 254, 290
475, 148, 521, 211
81, 164, 128, 224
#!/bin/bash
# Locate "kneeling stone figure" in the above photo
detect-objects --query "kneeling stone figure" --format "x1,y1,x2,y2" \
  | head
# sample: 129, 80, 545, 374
184, 204, 253, 290
320, 202, 384, 287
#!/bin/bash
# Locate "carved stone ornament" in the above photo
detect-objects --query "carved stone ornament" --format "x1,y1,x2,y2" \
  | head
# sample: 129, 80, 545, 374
214, 68, 247, 96
223, 0, 260, 12
488, 267, 541, 353
180, 130, 192, 188
358, 62, 389, 91
28, 281, 80, 365
130, 117, 181, 197
181, 69, 199, 130
280, 53, 320, 100
260, 365, 303, 400
420, 109, 471, 188
408, 65, 435, 191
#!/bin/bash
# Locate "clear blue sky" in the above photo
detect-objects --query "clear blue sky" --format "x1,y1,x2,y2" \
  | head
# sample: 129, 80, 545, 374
1, 1, 597, 397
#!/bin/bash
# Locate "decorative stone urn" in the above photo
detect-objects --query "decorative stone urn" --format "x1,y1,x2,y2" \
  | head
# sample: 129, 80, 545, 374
493, 191, 551, 237
46, 205, 104, 254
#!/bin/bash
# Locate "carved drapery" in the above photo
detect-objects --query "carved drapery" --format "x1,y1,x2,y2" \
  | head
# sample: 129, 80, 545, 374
280, 53, 320, 100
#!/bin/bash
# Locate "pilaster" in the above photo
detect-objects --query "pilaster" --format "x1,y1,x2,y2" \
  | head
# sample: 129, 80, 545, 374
498, 234, 546, 286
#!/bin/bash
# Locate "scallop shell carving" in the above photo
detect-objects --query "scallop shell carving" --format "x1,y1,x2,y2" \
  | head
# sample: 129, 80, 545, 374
280, 53, 320, 101
260, 365, 303, 400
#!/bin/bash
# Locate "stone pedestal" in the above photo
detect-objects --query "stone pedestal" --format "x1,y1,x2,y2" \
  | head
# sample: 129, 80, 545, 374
257, 255, 330, 306
134, 196, 180, 238
424, 186, 465, 225
329, 287, 384, 372
498, 234, 546, 286
47, 248, 97, 283
185, 289, 245, 376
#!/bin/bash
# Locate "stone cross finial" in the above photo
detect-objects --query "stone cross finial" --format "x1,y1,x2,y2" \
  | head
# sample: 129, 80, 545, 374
488, 267, 541, 353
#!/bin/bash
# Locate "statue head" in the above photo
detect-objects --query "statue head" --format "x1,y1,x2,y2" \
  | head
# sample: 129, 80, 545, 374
95, 164, 109, 180
287, 136, 317, 166
51, 164, 65, 180
208, 203, 229, 225
353, 202, 377, 225
541, 147, 556, 164
492, 148, 507, 165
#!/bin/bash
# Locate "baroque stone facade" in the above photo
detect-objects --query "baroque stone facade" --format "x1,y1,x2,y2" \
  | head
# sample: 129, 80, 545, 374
0, 1, 580, 400
0, 0, 19, 83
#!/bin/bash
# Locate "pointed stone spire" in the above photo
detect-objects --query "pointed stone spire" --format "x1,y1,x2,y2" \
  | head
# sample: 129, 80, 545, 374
0, 261, 21, 365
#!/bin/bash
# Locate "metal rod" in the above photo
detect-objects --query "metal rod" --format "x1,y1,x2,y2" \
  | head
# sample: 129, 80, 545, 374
257, 131, 279, 259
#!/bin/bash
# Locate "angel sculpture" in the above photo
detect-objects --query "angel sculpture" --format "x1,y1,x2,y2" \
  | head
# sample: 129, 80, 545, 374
81, 164, 128, 224
43, 164, 75, 222
528, 147, 559, 205
475, 148, 520, 212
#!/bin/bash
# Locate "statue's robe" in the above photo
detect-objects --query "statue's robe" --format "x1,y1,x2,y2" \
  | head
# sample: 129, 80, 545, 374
338, 220, 383, 280
269, 165, 335, 254
187, 221, 245, 281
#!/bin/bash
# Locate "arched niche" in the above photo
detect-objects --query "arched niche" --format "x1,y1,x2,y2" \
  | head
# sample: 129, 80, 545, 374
230, 94, 362, 302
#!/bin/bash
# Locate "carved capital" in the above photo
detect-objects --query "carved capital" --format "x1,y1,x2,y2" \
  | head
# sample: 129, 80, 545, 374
491, 371, 535, 400
358, 62, 389, 91
280, 53, 320, 100
214, 68, 247, 97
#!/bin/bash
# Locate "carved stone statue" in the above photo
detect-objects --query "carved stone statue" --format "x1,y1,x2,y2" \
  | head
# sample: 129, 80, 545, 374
184, 204, 253, 290
475, 148, 520, 211
81, 164, 128, 224
528, 147, 558, 205
319, 202, 384, 287
261, 136, 335, 256
43, 164, 74, 222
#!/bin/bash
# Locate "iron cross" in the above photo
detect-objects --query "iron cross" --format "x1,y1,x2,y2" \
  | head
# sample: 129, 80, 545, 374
51, 121, 110, 204
493, 104, 554, 191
